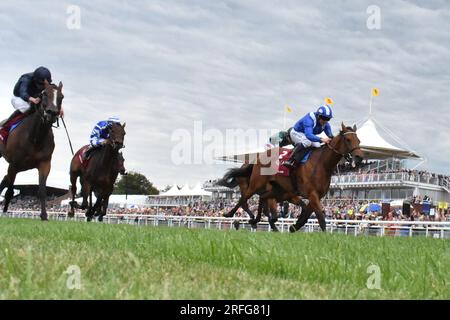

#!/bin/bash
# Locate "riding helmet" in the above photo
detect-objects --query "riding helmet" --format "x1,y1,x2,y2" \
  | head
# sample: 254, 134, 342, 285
316, 105, 333, 119
33, 66, 52, 83
108, 116, 121, 124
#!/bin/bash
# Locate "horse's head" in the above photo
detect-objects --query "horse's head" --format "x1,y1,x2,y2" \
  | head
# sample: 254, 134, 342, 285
39, 80, 63, 124
331, 123, 364, 167
108, 122, 126, 150
117, 152, 127, 175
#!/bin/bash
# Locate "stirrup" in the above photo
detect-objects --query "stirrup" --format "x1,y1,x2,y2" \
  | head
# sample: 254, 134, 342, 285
284, 160, 295, 169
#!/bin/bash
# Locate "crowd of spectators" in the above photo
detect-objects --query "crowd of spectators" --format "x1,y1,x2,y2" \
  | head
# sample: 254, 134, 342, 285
334, 164, 450, 187
7, 194, 443, 222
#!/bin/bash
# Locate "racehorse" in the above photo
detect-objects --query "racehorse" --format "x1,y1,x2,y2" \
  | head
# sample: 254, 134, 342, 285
0, 81, 63, 220
68, 122, 126, 221
220, 123, 364, 232
217, 164, 306, 231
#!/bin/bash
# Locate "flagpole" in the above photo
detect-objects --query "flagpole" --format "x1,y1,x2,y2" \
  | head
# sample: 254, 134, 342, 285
369, 93, 373, 117
283, 108, 286, 129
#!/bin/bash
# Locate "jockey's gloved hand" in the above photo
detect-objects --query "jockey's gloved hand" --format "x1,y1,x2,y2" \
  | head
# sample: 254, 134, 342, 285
321, 137, 332, 144
29, 97, 40, 105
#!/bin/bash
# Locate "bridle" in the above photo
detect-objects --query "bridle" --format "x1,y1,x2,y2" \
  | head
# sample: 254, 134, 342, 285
37, 88, 61, 126
107, 124, 125, 150
327, 131, 362, 163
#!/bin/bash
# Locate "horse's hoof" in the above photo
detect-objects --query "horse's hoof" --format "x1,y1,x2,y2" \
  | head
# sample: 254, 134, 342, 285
289, 225, 297, 233
271, 227, 279, 232
223, 212, 234, 218
98, 216, 103, 222
86, 216, 92, 222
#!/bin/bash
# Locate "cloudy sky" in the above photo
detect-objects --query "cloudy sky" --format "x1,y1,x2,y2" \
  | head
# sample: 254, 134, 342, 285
0, 0, 449, 189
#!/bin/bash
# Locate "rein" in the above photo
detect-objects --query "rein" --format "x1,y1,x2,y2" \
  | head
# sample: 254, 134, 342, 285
327, 131, 361, 157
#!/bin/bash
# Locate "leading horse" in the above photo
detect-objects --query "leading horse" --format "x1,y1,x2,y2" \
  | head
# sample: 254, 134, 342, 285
220, 123, 364, 232
0, 81, 63, 220
68, 122, 126, 221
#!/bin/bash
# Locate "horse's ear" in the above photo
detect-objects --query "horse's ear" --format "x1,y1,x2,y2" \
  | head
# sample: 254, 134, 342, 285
341, 122, 346, 131
122, 122, 126, 129
58, 81, 63, 90
353, 124, 357, 131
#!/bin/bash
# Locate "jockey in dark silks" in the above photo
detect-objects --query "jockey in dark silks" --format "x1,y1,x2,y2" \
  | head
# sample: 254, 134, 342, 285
83, 116, 122, 160
283, 105, 334, 169
1, 66, 64, 128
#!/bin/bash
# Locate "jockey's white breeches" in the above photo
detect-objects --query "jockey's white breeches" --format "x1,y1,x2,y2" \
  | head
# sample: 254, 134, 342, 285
11, 96, 31, 113
290, 129, 322, 148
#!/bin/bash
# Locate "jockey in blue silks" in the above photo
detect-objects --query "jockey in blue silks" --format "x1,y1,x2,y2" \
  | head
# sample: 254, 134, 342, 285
283, 105, 334, 169
82, 116, 121, 160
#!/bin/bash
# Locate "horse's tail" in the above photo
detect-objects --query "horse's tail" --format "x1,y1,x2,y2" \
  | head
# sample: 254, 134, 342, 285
216, 164, 253, 188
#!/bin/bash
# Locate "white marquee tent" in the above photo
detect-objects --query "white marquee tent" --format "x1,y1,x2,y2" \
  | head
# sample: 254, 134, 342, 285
216, 115, 421, 163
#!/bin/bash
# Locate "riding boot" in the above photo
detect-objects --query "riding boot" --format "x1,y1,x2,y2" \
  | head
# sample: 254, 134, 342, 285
284, 144, 305, 170
0, 110, 22, 128
285, 144, 310, 194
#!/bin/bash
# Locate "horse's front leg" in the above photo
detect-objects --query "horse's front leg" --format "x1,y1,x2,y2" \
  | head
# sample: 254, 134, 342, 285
98, 195, 110, 222
267, 199, 279, 232
92, 194, 103, 216
80, 180, 91, 210
38, 161, 51, 221
86, 190, 95, 221
1, 165, 18, 213
290, 203, 313, 233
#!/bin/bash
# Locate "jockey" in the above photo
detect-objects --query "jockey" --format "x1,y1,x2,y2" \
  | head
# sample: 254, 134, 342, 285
283, 105, 334, 169
1, 67, 64, 128
82, 116, 121, 160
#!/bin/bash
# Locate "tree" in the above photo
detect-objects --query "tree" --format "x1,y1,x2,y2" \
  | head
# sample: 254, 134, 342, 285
113, 171, 159, 195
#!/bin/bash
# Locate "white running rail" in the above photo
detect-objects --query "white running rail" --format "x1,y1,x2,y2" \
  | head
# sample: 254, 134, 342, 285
2, 210, 450, 239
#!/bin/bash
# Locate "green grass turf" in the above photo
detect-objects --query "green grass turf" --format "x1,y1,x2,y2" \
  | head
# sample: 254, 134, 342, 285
0, 217, 448, 299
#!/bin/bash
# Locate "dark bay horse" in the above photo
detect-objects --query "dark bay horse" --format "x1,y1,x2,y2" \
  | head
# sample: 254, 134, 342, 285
69, 123, 126, 221
0, 81, 63, 220
220, 123, 364, 232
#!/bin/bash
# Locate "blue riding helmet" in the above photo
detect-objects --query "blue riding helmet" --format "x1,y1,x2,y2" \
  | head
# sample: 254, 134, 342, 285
33, 66, 52, 83
317, 105, 333, 120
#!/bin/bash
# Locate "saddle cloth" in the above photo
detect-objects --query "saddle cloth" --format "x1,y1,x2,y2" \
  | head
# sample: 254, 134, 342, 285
0, 113, 27, 144
276, 147, 313, 177
78, 146, 92, 168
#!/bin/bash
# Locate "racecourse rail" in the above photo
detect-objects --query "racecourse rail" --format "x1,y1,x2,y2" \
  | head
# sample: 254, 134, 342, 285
2, 210, 450, 239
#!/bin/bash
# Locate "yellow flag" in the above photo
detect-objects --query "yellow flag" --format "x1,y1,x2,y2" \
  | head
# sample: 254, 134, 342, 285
285, 105, 292, 113
325, 97, 334, 105
372, 88, 379, 96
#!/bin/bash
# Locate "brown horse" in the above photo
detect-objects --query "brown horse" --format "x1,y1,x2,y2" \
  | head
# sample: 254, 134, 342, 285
221, 123, 364, 232
69, 122, 126, 221
217, 164, 306, 230
0, 81, 63, 220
